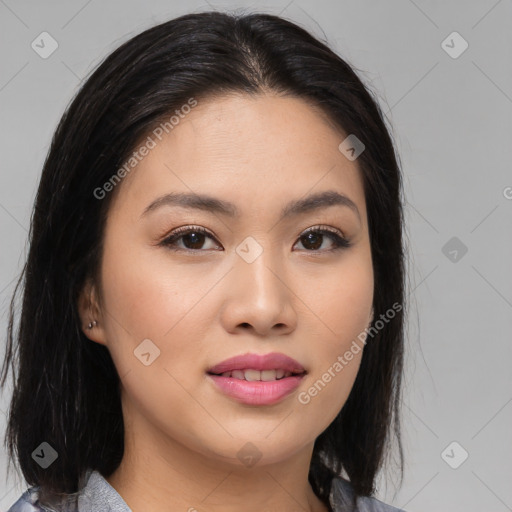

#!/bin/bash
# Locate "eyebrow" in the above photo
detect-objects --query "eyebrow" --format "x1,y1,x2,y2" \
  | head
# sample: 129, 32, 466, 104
140, 189, 361, 222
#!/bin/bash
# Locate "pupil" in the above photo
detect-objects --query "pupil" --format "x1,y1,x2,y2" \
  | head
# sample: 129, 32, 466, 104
184, 232, 204, 249
303, 232, 322, 250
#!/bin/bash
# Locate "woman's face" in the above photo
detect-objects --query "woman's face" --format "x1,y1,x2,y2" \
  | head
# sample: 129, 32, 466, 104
82, 92, 373, 468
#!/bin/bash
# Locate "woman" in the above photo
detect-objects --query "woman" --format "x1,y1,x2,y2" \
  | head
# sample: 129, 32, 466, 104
1, 10, 407, 512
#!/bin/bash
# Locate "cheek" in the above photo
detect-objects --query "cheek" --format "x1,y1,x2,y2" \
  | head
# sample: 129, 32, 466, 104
298, 251, 372, 422
308, 247, 373, 348
99, 237, 206, 338
299, 351, 362, 430
98, 243, 216, 436
98, 238, 226, 387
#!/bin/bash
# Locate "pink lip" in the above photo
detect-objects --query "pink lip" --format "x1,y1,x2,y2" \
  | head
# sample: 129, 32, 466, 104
207, 352, 306, 374
206, 352, 307, 406
208, 374, 305, 405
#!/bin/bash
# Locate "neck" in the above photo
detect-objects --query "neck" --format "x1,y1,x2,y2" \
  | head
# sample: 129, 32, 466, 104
106, 405, 329, 512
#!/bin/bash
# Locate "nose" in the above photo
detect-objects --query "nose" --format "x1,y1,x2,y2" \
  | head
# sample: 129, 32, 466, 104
219, 244, 298, 337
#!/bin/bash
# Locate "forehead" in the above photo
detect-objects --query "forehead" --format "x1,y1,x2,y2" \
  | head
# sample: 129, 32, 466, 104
110, 93, 366, 221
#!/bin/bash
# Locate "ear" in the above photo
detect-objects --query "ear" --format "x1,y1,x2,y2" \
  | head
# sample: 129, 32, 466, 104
77, 278, 108, 346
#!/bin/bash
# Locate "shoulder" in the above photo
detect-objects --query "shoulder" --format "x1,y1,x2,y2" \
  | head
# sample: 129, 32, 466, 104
5, 487, 51, 512
5, 470, 127, 512
330, 476, 407, 512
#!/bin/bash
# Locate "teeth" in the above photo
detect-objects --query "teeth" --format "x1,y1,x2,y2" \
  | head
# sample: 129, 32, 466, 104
217, 369, 296, 381
244, 369, 261, 381
261, 370, 277, 381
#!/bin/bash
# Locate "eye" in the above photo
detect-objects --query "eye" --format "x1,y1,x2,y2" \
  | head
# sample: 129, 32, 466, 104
159, 225, 351, 253
160, 226, 221, 252
293, 226, 351, 253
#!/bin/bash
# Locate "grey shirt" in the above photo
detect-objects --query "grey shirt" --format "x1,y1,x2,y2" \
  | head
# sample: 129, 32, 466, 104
7, 469, 406, 511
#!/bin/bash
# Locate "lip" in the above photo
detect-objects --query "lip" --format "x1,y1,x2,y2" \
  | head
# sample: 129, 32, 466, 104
208, 374, 305, 405
207, 352, 306, 374
206, 352, 307, 406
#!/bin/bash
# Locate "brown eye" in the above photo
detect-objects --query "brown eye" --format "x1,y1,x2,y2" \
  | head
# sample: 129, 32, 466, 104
161, 226, 221, 252
300, 231, 323, 250
179, 231, 207, 250
294, 227, 351, 252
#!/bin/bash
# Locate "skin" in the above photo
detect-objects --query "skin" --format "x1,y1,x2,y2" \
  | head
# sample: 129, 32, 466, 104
78, 92, 374, 512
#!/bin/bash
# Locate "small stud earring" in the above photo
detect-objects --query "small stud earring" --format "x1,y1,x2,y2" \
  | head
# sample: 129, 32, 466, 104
87, 320, 98, 329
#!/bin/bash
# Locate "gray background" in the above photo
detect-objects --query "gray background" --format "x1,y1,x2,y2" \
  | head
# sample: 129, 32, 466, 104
1, 0, 511, 510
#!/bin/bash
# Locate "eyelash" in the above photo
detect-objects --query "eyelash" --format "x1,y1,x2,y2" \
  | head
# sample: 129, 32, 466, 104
159, 225, 351, 254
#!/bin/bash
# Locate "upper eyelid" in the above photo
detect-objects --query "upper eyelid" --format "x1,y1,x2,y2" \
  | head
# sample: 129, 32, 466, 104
165, 224, 345, 237
301, 225, 346, 237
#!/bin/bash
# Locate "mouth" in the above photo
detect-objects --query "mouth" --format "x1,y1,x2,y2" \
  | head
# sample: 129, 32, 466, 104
206, 352, 307, 378
206, 368, 307, 381
206, 352, 307, 405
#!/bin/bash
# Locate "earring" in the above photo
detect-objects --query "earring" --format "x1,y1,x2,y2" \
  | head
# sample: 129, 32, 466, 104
87, 320, 98, 329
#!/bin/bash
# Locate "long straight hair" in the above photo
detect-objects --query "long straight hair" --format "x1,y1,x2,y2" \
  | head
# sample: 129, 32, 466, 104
1, 10, 406, 511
